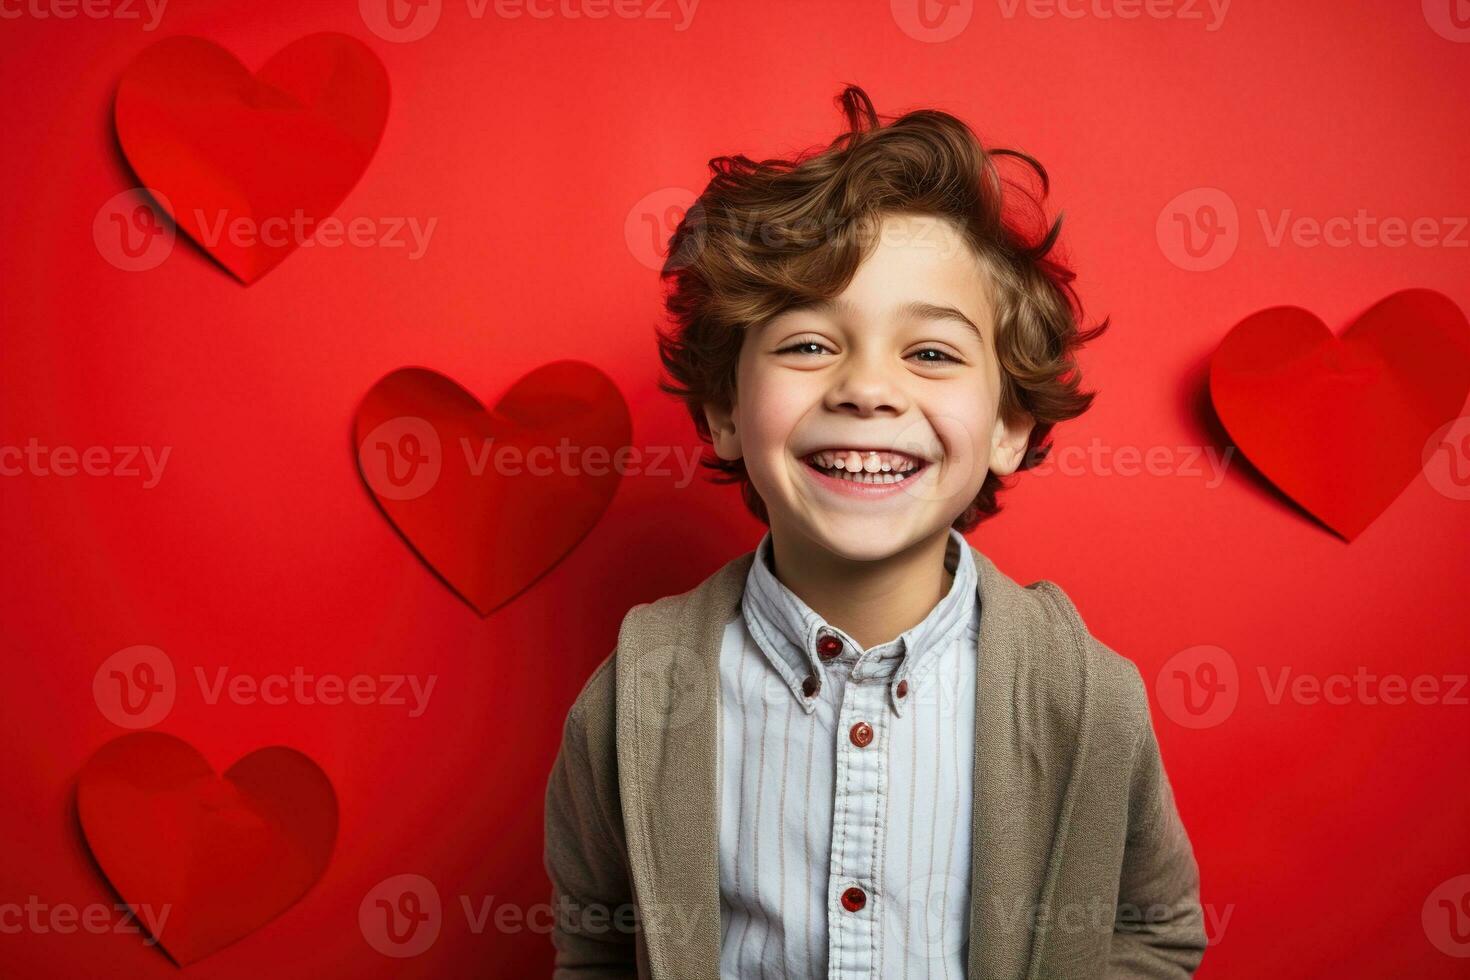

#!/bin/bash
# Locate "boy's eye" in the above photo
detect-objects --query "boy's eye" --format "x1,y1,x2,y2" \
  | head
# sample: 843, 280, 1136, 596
775, 342, 961, 363
909, 348, 959, 364
775, 341, 831, 356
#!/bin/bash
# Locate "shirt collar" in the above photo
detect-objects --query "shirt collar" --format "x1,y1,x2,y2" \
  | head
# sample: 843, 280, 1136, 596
740, 527, 978, 717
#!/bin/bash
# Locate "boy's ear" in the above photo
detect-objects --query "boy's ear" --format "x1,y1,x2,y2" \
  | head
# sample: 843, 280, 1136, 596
988, 409, 1035, 476
703, 400, 743, 461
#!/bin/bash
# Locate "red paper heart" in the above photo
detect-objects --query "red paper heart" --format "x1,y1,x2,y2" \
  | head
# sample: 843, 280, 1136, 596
114, 33, 389, 284
1209, 288, 1470, 540
355, 362, 632, 616
76, 732, 337, 966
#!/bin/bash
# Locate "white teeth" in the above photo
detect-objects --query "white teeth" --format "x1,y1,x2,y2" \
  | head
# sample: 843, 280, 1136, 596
806, 449, 923, 476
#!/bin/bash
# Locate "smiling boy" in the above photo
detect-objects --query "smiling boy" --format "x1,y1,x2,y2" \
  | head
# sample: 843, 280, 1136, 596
543, 86, 1206, 979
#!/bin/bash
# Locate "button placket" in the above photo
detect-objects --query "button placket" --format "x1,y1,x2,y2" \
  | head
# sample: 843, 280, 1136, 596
826, 663, 888, 975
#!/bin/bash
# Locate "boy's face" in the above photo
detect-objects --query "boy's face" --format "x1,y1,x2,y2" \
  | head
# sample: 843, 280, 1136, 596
703, 211, 1034, 562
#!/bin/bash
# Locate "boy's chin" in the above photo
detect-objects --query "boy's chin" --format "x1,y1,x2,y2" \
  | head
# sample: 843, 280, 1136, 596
786, 512, 947, 564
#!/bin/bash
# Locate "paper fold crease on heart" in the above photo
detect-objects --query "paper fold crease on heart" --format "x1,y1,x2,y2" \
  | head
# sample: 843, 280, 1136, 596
355, 361, 632, 616
76, 732, 338, 966
113, 33, 390, 284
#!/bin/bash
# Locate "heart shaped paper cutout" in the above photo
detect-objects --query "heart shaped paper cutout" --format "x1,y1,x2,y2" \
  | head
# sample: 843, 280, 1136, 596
76, 732, 337, 966
114, 33, 390, 284
1209, 288, 1470, 540
355, 361, 632, 616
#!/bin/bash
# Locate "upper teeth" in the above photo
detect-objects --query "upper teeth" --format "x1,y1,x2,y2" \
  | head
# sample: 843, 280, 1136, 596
809, 450, 921, 473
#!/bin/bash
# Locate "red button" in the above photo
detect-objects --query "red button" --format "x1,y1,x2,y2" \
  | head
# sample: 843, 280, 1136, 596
816, 635, 842, 660
849, 721, 873, 747
802, 673, 820, 698
841, 886, 866, 912
896, 679, 908, 698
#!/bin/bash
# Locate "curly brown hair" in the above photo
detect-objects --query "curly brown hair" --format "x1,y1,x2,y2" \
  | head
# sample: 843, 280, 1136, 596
654, 84, 1108, 532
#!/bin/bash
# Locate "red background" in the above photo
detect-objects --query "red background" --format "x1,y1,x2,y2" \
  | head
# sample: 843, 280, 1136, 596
3, 0, 1468, 976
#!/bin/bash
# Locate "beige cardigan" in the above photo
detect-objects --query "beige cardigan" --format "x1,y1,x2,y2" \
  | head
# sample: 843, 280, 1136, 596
543, 544, 1207, 978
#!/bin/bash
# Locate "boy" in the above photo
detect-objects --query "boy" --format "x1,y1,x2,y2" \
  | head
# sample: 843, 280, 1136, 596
543, 86, 1206, 979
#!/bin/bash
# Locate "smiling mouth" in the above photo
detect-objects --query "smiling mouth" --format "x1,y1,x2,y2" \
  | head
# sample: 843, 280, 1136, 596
801, 449, 930, 486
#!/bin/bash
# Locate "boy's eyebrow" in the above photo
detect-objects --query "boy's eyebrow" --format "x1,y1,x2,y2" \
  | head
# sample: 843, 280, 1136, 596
795, 297, 986, 347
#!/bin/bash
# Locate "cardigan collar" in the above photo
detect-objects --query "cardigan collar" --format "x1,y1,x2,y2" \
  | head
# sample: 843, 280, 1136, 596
740, 527, 978, 717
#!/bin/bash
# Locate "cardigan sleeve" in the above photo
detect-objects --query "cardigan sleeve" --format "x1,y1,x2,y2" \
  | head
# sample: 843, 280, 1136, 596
543, 656, 640, 978
1107, 660, 1209, 978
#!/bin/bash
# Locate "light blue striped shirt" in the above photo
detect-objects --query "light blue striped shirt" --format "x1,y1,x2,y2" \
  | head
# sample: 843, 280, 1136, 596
718, 528, 980, 978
